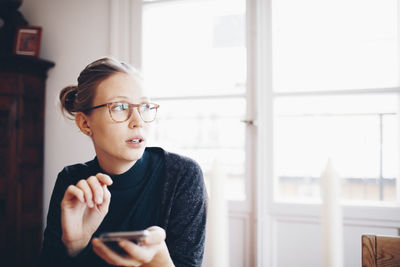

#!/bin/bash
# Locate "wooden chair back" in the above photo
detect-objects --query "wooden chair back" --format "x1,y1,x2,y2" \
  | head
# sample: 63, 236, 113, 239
362, 234, 400, 267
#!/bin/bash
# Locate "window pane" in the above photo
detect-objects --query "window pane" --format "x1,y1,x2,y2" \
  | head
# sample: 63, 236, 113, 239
274, 94, 398, 202
149, 98, 246, 200
143, 0, 247, 201
272, 0, 399, 92
143, 0, 246, 97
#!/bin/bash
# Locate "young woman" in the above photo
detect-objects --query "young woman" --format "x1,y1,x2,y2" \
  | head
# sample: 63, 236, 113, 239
39, 57, 207, 267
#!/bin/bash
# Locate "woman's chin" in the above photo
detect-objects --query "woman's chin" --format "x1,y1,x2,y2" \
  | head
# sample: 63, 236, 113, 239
123, 148, 146, 162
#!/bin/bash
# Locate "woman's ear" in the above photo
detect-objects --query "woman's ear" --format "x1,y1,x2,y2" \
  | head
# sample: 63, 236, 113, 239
75, 112, 92, 136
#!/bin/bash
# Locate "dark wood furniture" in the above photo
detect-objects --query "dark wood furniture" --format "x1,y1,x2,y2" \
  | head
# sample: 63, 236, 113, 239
0, 55, 54, 267
362, 234, 400, 267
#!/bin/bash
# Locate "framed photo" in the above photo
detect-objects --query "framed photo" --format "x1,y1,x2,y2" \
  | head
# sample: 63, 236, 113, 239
13, 26, 42, 57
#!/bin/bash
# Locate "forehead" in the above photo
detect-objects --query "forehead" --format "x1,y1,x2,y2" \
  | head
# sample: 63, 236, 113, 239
94, 73, 147, 104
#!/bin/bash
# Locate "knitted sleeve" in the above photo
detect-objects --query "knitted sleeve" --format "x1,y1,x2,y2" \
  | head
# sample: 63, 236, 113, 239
161, 152, 208, 267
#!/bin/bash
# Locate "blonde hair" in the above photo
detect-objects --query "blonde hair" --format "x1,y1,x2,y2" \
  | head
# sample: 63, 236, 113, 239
59, 57, 142, 118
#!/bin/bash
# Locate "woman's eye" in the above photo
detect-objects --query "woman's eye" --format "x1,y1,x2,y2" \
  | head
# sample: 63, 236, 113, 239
112, 103, 127, 111
140, 104, 151, 112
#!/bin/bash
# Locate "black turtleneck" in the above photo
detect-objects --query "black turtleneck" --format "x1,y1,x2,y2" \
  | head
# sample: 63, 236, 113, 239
94, 148, 163, 233
39, 147, 207, 267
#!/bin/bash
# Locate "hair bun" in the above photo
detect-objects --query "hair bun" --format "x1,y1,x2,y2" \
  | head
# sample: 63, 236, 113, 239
60, 85, 78, 117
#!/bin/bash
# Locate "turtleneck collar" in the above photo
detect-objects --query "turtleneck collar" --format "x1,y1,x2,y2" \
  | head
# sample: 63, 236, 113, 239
91, 150, 149, 190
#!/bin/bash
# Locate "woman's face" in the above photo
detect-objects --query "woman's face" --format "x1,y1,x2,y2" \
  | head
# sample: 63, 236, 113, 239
86, 72, 150, 169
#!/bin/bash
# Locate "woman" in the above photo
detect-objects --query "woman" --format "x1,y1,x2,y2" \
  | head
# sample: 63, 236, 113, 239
39, 57, 207, 267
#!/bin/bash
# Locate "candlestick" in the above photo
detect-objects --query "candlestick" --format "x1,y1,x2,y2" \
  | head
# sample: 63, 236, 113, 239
204, 159, 229, 267
321, 159, 343, 267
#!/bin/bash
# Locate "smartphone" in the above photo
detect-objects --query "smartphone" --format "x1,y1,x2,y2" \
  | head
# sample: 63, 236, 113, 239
98, 230, 149, 255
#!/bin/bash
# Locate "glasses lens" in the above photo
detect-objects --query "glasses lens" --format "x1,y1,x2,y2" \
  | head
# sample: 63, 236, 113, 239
139, 103, 158, 122
110, 102, 130, 122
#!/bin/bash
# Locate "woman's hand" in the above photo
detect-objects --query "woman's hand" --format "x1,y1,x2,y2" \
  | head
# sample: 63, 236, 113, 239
61, 173, 113, 256
92, 226, 174, 267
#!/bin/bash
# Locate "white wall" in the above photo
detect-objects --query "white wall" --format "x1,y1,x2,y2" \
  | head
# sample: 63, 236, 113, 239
19, 0, 111, 225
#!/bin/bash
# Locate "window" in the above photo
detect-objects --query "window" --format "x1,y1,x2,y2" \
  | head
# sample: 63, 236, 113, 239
142, 0, 248, 201
274, 94, 398, 202
272, 0, 399, 203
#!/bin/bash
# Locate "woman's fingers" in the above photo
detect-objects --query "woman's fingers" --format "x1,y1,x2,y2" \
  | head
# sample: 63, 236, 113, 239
119, 240, 154, 263
76, 179, 94, 208
103, 184, 111, 203
92, 238, 141, 266
114, 226, 167, 263
99, 184, 111, 213
96, 173, 113, 186
92, 227, 167, 266
62, 185, 85, 204
143, 226, 166, 246
87, 176, 103, 205
63, 173, 112, 210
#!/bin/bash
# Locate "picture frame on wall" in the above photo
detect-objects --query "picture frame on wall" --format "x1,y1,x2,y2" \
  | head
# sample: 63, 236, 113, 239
13, 26, 42, 57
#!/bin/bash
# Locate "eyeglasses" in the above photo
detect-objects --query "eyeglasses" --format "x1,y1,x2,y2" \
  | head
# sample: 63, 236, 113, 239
85, 102, 160, 123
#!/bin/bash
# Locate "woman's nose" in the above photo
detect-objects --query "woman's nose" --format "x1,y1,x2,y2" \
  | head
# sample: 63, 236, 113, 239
128, 108, 144, 128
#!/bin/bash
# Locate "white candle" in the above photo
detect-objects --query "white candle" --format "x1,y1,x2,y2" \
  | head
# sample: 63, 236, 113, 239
321, 159, 343, 267
204, 160, 229, 267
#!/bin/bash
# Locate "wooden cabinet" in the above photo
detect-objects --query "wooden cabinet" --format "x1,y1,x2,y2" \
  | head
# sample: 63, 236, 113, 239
0, 55, 54, 267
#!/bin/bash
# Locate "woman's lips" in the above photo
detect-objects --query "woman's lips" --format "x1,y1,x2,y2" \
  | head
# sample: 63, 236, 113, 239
126, 138, 142, 143
125, 136, 144, 148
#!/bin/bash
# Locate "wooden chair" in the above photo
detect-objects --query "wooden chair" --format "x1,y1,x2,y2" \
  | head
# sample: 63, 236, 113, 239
362, 234, 400, 267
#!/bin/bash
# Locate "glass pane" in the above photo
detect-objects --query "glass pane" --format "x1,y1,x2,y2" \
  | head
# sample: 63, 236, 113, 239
143, 0, 246, 97
149, 98, 246, 200
272, 0, 399, 92
274, 94, 398, 202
